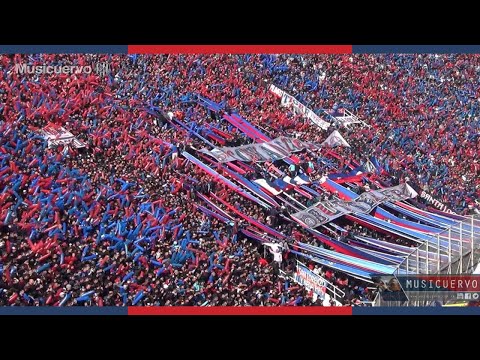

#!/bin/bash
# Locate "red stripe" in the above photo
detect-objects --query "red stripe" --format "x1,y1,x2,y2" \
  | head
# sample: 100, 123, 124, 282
397, 202, 428, 216
210, 127, 234, 140
128, 45, 352, 54
224, 162, 247, 175
128, 307, 351, 315
307, 231, 366, 260
333, 174, 365, 184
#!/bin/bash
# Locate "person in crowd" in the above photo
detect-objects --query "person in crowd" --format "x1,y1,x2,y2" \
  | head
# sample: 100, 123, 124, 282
0, 53, 478, 307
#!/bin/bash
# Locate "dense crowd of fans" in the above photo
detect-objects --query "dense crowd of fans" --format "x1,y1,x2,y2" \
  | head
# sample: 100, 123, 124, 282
0, 53, 478, 306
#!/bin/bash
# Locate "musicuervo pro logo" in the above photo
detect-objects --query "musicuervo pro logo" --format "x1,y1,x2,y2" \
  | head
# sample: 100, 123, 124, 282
15, 63, 93, 75
14, 62, 111, 76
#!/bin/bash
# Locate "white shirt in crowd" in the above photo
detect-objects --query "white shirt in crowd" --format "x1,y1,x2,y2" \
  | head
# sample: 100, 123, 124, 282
270, 245, 283, 263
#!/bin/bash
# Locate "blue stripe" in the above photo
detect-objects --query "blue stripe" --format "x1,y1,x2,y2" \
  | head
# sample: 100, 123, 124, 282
297, 241, 397, 273
196, 205, 231, 223
353, 45, 480, 54
353, 307, 480, 315
182, 151, 271, 209
0, 45, 128, 54
290, 249, 373, 279
324, 179, 358, 199
384, 202, 449, 229
0, 307, 127, 315
306, 229, 394, 266
355, 213, 446, 244
375, 208, 443, 233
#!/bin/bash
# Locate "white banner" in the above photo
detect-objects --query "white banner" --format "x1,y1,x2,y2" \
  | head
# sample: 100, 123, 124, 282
40, 125, 86, 148
200, 136, 321, 163
270, 84, 330, 130
328, 109, 365, 128
321, 130, 350, 148
294, 261, 327, 299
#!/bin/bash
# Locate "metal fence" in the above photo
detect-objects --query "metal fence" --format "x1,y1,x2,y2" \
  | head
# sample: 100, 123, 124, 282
395, 214, 480, 276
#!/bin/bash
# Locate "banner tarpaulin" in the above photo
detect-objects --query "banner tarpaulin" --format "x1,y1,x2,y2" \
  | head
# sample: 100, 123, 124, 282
291, 184, 418, 228
269, 84, 330, 130
378, 183, 418, 202
420, 191, 456, 214
40, 124, 86, 148
294, 261, 327, 299
200, 136, 321, 163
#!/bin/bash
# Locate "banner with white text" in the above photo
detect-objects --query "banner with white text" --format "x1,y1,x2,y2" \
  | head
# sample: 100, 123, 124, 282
270, 84, 331, 130
291, 184, 418, 228
200, 136, 321, 163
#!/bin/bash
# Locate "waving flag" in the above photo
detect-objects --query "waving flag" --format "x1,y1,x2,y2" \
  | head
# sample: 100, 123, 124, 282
321, 130, 350, 148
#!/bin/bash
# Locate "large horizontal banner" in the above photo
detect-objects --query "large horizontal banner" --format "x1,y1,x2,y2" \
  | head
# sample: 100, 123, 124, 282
200, 136, 321, 163
291, 184, 418, 228
269, 84, 330, 130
